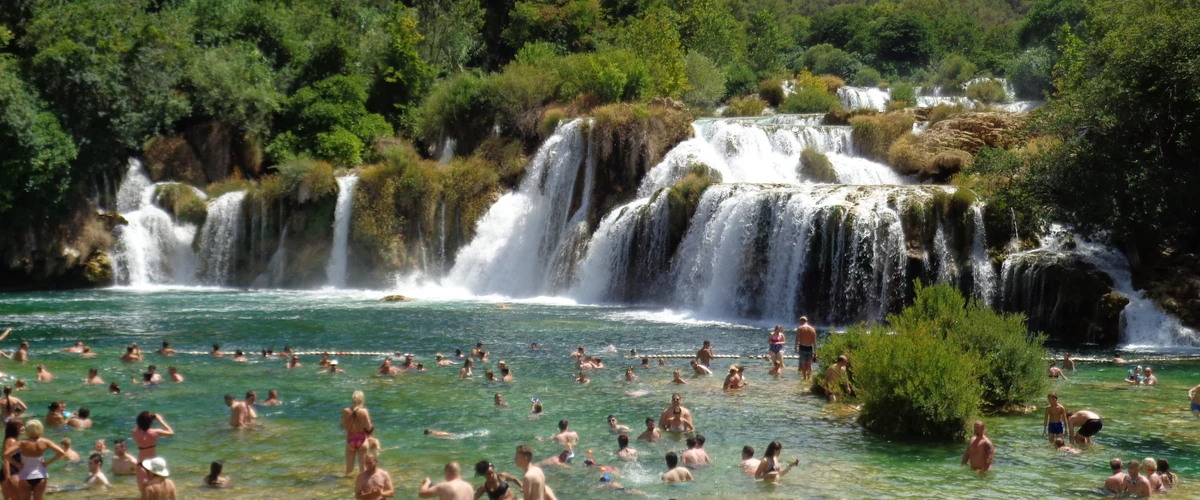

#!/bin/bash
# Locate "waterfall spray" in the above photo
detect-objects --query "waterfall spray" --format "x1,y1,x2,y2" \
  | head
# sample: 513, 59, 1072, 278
325, 175, 360, 288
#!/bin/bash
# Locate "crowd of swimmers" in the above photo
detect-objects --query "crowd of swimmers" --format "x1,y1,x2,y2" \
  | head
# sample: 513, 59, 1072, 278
0, 320, 1196, 499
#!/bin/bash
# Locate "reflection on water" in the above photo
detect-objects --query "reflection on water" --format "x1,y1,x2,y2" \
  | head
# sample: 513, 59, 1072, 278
0, 289, 1198, 498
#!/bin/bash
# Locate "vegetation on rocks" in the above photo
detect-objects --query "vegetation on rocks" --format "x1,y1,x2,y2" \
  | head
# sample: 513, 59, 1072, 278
850, 113, 915, 163
799, 148, 837, 183
154, 184, 208, 227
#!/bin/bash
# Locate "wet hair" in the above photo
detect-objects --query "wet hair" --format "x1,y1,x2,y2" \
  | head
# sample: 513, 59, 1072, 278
837, 355, 848, 364
246, 390, 256, 400
224, 394, 235, 403
109, 382, 120, 394
88, 368, 97, 376
1054, 438, 1065, 447
516, 445, 533, 460
235, 350, 244, 356
558, 419, 568, 431
48, 401, 62, 412
143, 373, 152, 382
455, 349, 462, 356
126, 346, 134, 353
213, 344, 220, 350
1157, 458, 1171, 474
148, 365, 156, 371
206, 460, 224, 484
2, 386, 10, 396
61, 437, 72, 448
645, 417, 655, 426
168, 366, 177, 372
618, 434, 629, 448
114, 438, 127, 447
162, 340, 169, 348
665, 451, 679, 469
89, 452, 103, 465
695, 434, 705, 446
351, 390, 365, 409
764, 440, 782, 458
474, 460, 492, 477
1110, 458, 1122, 472
76, 407, 90, 419
4, 419, 22, 440
686, 437, 697, 448
1048, 392, 1058, 399
1142, 458, 1157, 472
742, 445, 754, 458
532, 402, 543, 413
500, 367, 510, 376
136, 411, 154, 431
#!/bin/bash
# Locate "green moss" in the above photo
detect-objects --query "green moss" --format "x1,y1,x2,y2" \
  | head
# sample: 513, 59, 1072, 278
799, 147, 838, 183
927, 103, 967, 125
155, 183, 208, 226
275, 158, 336, 204
473, 137, 527, 188
83, 251, 113, 284
722, 96, 766, 117
779, 87, 842, 113
206, 178, 252, 199
666, 165, 719, 250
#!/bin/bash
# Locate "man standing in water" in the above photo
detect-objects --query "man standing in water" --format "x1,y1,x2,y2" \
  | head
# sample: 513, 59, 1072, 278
356, 454, 395, 500
795, 317, 818, 380
661, 452, 693, 483
637, 418, 661, 443
515, 445, 554, 500
1044, 393, 1067, 444
961, 421, 994, 472
695, 341, 715, 368
1104, 458, 1127, 494
551, 420, 578, 446
225, 394, 249, 428
658, 394, 694, 430
418, 462, 472, 499
111, 439, 136, 475
1124, 459, 1152, 498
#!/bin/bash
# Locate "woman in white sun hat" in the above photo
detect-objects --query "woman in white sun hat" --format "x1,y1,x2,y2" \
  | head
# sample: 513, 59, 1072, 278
139, 457, 176, 499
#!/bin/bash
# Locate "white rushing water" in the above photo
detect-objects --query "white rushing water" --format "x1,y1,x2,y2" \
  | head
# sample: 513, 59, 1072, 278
325, 175, 359, 287
837, 86, 891, 112
112, 159, 200, 286
448, 119, 596, 296
195, 191, 246, 285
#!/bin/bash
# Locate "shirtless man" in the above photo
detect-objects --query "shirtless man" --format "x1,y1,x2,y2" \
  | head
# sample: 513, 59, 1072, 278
286, 355, 301, 369
658, 394, 694, 430
225, 394, 249, 428
616, 434, 637, 460
417, 461, 472, 500
661, 452, 693, 483
515, 445, 554, 500
1048, 361, 1069, 380
1067, 410, 1103, 446
376, 359, 400, 376
740, 446, 760, 473
156, 341, 175, 356
494, 393, 508, 408
3, 341, 31, 363
146, 365, 163, 384
551, 420, 578, 447
1142, 367, 1158, 385
356, 454, 395, 500
637, 418, 661, 443
569, 347, 586, 359
167, 366, 183, 383
471, 342, 487, 361
1053, 438, 1080, 454
1125, 459, 1152, 498
318, 353, 331, 366
35, 364, 53, 382
1063, 352, 1075, 371
67, 407, 93, 429
243, 391, 258, 424
681, 436, 711, 467
400, 355, 416, 370
112, 439, 137, 475
232, 350, 249, 362
1104, 458, 1127, 494
211, 344, 224, 358
961, 420, 994, 472
424, 429, 454, 438
86, 368, 105, 385
262, 389, 282, 406
823, 355, 849, 402
723, 366, 742, 390
64, 341, 85, 353
795, 316, 818, 380
119, 346, 140, 362
607, 415, 630, 433
435, 354, 453, 367
1190, 382, 1200, 416
140, 457, 177, 500
625, 367, 637, 381
1044, 393, 1067, 444
695, 341, 715, 367
326, 360, 346, 374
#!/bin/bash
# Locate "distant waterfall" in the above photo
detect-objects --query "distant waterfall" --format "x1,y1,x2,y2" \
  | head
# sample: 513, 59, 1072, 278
325, 175, 359, 287
837, 87, 891, 112
970, 205, 997, 306
448, 119, 596, 296
196, 191, 246, 285
111, 159, 200, 286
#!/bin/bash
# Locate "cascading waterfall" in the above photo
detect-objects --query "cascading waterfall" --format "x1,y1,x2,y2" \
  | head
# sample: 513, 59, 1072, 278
111, 159, 201, 286
837, 86, 891, 112
448, 119, 596, 296
325, 175, 359, 288
195, 191, 246, 285
970, 205, 998, 306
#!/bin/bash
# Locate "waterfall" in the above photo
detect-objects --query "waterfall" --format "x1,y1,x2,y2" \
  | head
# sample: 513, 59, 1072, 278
195, 191, 246, 285
448, 119, 595, 296
837, 87, 891, 112
111, 159, 200, 286
970, 205, 997, 306
325, 175, 359, 287
437, 200, 447, 272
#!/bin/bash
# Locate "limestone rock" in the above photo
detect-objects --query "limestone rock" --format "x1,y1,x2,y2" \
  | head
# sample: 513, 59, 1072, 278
889, 112, 1027, 181
381, 294, 413, 302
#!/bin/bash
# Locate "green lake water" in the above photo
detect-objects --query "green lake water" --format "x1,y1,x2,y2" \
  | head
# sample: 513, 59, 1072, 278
0, 288, 1198, 499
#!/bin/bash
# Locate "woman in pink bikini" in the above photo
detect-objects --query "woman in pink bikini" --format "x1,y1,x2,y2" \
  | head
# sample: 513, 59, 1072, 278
767, 326, 787, 366
132, 412, 173, 487
341, 391, 373, 475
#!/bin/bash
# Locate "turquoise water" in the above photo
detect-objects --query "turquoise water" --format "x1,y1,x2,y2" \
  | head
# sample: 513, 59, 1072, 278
0, 288, 1198, 498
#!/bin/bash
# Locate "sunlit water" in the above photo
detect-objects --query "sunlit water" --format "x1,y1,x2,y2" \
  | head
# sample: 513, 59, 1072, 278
0, 289, 1198, 499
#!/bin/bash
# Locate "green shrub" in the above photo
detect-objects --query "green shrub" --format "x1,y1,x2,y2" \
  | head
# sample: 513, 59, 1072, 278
889, 83, 916, 107
443, 157, 499, 242
797, 43, 861, 79
1007, 47, 1054, 100
799, 147, 838, 183
967, 80, 1008, 104
722, 62, 757, 99
276, 158, 336, 204
154, 184, 207, 226
779, 87, 841, 113
850, 113, 915, 162
819, 75, 846, 93
853, 67, 881, 87
927, 103, 967, 125
270, 75, 392, 167
206, 178, 252, 199
473, 137, 527, 187
933, 54, 978, 92
491, 63, 561, 140
756, 78, 785, 107
666, 163, 720, 239
682, 52, 726, 110
417, 72, 495, 156
555, 50, 647, 104
723, 96, 766, 117
515, 41, 559, 66
853, 325, 981, 439
315, 129, 366, 169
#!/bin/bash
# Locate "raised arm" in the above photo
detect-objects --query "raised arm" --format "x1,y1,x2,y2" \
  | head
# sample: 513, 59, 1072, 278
499, 472, 523, 488
417, 478, 438, 498
41, 438, 67, 465
777, 459, 799, 477
154, 415, 175, 437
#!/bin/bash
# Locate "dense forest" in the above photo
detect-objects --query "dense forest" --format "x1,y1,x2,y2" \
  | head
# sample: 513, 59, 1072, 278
1, 0, 1197, 308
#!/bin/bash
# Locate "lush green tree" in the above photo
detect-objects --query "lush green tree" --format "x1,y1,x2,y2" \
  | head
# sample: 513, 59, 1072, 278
671, 0, 746, 66
796, 44, 861, 79
186, 42, 283, 139
1018, 0, 1086, 48
269, 75, 393, 168
682, 52, 727, 109
870, 10, 933, 71
1007, 46, 1054, 100
1029, 0, 1200, 258
722, 61, 758, 98
0, 55, 78, 227
807, 4, 872, 49
616, 7, 688, 98
746, 10, 790, 77
504, 0, 606, 53
371, 8, 435, 136
931, 54, 978, 91
412, 0, 485, 73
